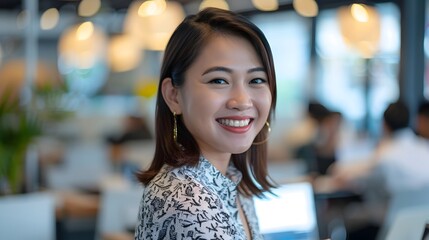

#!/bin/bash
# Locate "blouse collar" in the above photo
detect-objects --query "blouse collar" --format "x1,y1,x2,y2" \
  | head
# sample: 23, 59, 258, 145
184, 156, 242, 206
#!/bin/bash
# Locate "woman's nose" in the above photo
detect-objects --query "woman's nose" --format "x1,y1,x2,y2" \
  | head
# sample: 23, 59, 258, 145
226, 86, 252, 110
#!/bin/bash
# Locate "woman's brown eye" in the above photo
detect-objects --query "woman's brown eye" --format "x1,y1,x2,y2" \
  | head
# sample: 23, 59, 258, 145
250, 78, 267, 84
209, 79, 228, 84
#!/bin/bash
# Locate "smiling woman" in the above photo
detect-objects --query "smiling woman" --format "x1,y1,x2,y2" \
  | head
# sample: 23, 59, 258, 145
134, 7, 277, 240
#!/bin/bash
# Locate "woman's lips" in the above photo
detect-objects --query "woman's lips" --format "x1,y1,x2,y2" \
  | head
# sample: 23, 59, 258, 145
216, 118, 253, 133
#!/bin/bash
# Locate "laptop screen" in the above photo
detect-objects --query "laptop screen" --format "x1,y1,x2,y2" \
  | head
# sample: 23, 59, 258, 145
253, 182, 319, 240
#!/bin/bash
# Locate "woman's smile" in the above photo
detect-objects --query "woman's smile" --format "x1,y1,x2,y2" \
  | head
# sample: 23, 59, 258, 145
217, 118, 252, 127
216, 117, 253, 133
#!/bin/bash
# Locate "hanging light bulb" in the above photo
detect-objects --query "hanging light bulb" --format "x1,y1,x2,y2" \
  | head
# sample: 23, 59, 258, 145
252, 0, 278, 11
338, 4, 381, 58
78, 0, 101, 17
351, 4, 369, 22
58, 22, 108, 96
293, 0, 318, 17
40, 8, 59, 30
108, 34, 142, 72
76, 21, 94, 41
58, 21, 107, 69
124, 0, 185, 51
138, 0, 166, 17
199, 0, 230, 11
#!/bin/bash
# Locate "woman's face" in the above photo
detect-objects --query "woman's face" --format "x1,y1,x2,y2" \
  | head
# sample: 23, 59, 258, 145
177, 34, 272, 161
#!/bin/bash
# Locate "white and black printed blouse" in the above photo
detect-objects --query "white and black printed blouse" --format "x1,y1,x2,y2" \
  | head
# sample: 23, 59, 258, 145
134, 156, 263, 240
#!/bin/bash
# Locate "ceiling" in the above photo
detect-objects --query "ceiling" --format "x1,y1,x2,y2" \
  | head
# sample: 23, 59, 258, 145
0, 0, 400, 14
0, 0, 400, 39
0, 0, 196, 12
0, 0, 190, 11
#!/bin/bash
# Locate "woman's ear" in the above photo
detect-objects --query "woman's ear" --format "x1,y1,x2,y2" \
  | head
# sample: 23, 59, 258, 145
161, 78, 182, 114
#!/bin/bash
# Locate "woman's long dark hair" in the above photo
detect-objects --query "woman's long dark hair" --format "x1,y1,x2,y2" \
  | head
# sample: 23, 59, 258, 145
137, 7, 277, 197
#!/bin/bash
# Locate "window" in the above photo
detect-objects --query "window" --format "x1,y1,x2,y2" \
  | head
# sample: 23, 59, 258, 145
251, 11, 311, 122
315, 3, 400, 134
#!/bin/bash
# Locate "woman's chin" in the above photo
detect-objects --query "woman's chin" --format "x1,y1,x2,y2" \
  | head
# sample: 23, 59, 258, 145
230, 144, 253, 154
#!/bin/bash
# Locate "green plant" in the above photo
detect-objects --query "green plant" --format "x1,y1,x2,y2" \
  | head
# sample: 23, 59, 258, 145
0, 84, 70, 195
0, 90, 41, 194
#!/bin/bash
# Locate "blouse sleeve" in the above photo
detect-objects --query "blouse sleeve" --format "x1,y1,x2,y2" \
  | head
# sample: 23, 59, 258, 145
135, 180, 240, 240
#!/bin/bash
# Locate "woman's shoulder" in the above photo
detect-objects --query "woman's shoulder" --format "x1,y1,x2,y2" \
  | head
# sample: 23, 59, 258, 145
144, 164, 215, 200
142, 164, 224, 220
146, 164, 198, 187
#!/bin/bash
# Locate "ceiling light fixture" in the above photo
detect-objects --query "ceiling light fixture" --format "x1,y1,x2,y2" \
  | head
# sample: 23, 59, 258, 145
252, 0, 278, 11
338, 3, 381, 58
199, 0, 230, 11
40, 8, 59, 30
293, 0, 318, 17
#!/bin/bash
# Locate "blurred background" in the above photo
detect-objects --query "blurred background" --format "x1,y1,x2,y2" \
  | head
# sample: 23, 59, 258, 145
0, 0, 428, 240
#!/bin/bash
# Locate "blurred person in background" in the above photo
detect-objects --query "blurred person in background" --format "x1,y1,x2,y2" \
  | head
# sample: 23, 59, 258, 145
314, 110, 343, 175
291, 101, 343, 176
106, 115, 152, 183
416, 100, 429, 140
134, 7, 277, 240
330, 101, 429, 239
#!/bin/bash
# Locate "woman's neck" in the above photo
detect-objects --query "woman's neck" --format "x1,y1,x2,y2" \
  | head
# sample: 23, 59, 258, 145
201, 152, 231, 175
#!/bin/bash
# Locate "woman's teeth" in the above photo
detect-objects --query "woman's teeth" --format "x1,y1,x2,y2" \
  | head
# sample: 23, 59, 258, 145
218, 119, 250, 127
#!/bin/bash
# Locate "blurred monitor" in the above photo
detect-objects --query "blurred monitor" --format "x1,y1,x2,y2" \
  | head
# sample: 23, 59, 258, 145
254, 182, 319, 240
422, 223, 429, 240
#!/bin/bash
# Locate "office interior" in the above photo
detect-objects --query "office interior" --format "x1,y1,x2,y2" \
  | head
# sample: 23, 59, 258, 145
0, 0, 428, 240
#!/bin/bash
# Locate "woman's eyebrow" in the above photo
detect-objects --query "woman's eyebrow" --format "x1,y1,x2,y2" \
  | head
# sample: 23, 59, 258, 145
202, 66, 265, 75
202, 66, 232, 75
248, 67, 265, 73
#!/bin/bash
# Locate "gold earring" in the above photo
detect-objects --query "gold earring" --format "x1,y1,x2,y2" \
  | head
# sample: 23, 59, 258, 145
252, 122, 271, 145
173, 112, 178, 143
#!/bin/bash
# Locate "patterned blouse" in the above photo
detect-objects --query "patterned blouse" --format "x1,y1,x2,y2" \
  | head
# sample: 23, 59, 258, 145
134, 156, 263, 240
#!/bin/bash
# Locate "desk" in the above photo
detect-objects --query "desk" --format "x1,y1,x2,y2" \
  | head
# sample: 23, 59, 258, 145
313, 176, 382, 240
58, 191, 99, 218
50, 190, 100, 240
103, 232, 134, 240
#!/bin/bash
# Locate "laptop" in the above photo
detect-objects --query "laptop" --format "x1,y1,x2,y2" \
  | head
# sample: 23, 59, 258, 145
253, 182, 319, 240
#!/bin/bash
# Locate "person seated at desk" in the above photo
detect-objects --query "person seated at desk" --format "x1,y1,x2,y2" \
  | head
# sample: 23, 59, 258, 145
292, 101, 343, 176
329, 101, 429, 240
